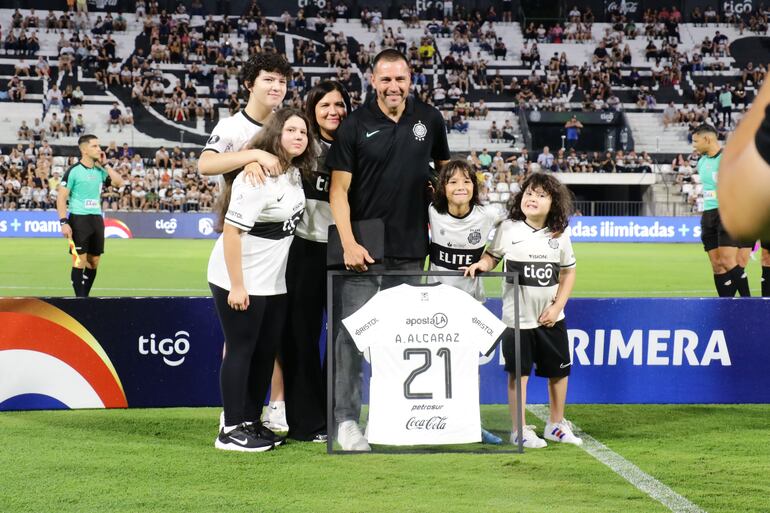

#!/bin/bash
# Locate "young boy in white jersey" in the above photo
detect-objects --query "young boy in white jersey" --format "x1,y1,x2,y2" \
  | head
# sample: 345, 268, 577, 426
208, 109, 317, 452
466, 173, 582, 449
429, 159, 506, 444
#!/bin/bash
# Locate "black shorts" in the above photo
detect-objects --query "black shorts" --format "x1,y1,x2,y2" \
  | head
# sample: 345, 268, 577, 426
700, 209, 745, 251
69, 214, 105, 255
762, 240, 770, 251
501, 321, 571, 379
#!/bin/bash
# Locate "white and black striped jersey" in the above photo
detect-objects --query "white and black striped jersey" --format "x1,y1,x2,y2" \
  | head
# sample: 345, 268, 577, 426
428, 203, 506, 301
295, 138, 333, 243
486, 220, 576, 329
202, 110, 263, 155
207, 168, 305, 296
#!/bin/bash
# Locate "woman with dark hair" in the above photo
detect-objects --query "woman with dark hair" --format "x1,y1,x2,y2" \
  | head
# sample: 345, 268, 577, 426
265, 81, 351, 443
466, 172, 581, 449
207, 108, 317, 452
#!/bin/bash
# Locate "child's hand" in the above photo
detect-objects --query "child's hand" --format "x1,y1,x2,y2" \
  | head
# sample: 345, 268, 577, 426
227, 285, 249, 311
462, 262, 484, 278
538, 303, 561, 328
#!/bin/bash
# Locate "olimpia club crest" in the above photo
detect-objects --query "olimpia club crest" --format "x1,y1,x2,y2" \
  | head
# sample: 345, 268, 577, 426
413, 120, 427, 141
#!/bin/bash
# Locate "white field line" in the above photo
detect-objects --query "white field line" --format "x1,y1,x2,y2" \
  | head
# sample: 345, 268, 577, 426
0, 286, 209, 293
1, 285, 718, 296
527, 404, 707, 513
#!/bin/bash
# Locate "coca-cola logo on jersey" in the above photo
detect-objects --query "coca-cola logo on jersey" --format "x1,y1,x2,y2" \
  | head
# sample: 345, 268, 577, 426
405, 416, 448, 430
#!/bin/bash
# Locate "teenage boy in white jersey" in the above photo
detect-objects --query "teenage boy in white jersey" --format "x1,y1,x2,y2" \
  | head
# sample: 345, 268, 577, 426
198, 52, 292, 178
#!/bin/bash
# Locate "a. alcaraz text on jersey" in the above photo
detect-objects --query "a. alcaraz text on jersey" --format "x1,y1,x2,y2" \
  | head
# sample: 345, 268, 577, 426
295, 139, 332, 242
207, 168, 305, 295
202, 110, 264, 155
342, 284, 505, 446
428, 203, 505, 300
487, 220, 576, 329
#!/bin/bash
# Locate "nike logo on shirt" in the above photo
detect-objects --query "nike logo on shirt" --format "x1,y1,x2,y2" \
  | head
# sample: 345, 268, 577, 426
366, 130, 381, 138
277, 194, 285, 202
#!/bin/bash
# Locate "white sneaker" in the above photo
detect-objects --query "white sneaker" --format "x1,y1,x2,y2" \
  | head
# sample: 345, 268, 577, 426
544, 419, 583, 446
511, 425, 547, 449
336, 420, 371, 451
262, 401, 289, 432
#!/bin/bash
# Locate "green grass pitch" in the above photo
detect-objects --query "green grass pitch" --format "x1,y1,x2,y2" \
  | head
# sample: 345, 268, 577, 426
0, 238, 766, 297
1, 238, 768, 512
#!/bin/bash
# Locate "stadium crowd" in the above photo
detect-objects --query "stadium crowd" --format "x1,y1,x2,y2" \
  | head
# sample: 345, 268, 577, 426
0, 0, 761, 212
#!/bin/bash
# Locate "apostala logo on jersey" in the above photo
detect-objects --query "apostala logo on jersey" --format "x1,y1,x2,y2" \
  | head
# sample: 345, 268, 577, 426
405, 313, 448, 328
468, 229, 482, 245
412, 120, 427, 141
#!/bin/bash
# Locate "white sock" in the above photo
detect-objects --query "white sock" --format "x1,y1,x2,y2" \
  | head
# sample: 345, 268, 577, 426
223, 424, 239, 434
270, 400, 285, 409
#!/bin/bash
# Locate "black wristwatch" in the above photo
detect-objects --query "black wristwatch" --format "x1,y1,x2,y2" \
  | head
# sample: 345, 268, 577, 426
60, 218, 69, 225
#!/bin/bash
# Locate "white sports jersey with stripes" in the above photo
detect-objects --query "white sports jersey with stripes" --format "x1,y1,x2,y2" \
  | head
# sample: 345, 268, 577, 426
295, 139, 333, 242
207, 168, 305, 295
342, 283, 506, 446
202, 110, 264, 155
486, 220, 576, 329
428, 203, 505, 300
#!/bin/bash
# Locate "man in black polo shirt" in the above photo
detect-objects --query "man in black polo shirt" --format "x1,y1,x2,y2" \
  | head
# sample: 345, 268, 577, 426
327, 49, 450, 450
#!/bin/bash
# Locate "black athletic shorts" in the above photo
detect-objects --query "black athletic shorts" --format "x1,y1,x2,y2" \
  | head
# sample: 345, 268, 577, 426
69, 214, 105, 255
700, 209, 746, 251
501, 321, 571, 379
762, 240, 770, 251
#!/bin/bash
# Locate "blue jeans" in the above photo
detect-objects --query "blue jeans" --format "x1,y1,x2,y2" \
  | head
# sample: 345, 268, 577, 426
332, 258, 423, 424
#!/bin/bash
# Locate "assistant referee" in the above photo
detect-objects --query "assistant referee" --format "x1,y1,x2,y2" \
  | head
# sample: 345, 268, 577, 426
57, 134, 125, 297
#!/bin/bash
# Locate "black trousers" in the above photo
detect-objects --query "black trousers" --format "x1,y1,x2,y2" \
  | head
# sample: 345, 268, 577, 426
281, 236, 328, 440
210, 283, 287, 427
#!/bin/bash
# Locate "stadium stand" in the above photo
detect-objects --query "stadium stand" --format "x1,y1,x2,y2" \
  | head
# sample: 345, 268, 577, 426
0, 1, 765, 216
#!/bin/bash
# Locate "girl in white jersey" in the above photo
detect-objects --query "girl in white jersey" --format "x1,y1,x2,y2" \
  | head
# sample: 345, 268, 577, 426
429, 159, 505, 299
207, 108, 317, 452
429, 159, 506, 444
278, 81, 350, 442
466, 172, 582, 449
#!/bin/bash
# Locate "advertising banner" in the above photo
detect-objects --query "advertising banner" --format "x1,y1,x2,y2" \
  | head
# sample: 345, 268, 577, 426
0, 212, 703, 243
2, 296, 768, 411
565, 216, 703, 243
0, 211, 219, 239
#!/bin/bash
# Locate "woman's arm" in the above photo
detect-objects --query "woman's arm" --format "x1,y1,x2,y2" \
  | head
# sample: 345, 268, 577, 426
223, 223, 249, 310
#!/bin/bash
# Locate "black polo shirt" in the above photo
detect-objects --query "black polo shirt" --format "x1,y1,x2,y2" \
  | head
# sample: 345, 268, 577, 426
326, 96, 450, 259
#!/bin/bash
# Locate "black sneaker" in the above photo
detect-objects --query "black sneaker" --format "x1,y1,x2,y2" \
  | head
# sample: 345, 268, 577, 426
311, 432, 328, 443
214, 425, 273, 453
246, 423, 286, 447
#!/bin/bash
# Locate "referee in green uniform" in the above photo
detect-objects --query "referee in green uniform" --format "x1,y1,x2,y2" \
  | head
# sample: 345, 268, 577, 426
692, 124, 750, 297
57, 134, 125, 297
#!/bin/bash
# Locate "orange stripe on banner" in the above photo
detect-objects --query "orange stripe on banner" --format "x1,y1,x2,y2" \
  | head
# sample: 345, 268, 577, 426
0, 312, 128, 408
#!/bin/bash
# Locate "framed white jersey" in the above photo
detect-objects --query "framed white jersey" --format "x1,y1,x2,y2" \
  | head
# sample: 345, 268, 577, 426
428, 203, 506, 300
342, 283, 506, 446
207, 168, 305, 296
486, 220, 576, 329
